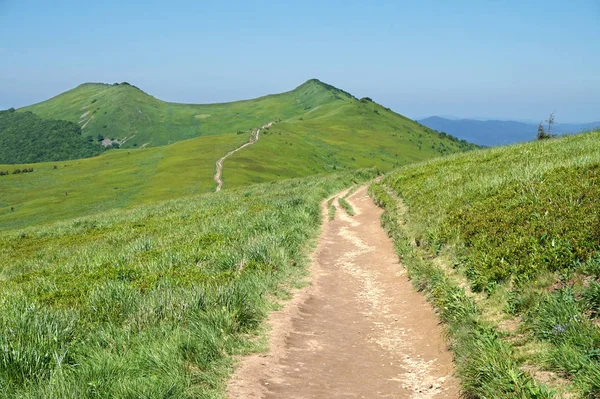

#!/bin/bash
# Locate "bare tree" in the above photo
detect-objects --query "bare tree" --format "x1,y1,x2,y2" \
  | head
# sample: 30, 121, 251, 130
537, 112, 556, 140
545, 112, 555, 137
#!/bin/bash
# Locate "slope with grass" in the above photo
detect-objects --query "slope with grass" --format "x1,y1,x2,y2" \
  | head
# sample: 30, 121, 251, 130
3, 80, 478, 230
221, 97, 476, 188
0, 109, 103, 164
21, 79, 476, 152
372, 130, 600, 397
20, 80, 359, 149
0, 133, 249, 230
0, 168, 376, 399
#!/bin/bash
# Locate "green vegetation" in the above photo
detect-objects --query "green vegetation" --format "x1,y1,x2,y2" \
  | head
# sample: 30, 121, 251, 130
327, 197, 336, 221
3, 80, 477, 230
337, 186, 358, 216
338, 197, 354, 216
373, 130, 600, 397
222, 91, 477, 187
0, 133, 248, 230
0, 109, 103, 164
370, 184, 552, 398
21, 79, 476, 151
0, 169, 376, 398
19, 80, 362, 149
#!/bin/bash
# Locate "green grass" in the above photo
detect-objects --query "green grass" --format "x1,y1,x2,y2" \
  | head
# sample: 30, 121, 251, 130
339, 185, 359, 216
327, 197, 336, 221
0, 168, 377, 398
19, 80, 369, 149
369, 183, 553, 398
222, 97, 476, 187
0, 133, 248, 230
374, 130, 600, 397
3, 81, 477, 230
338, 197, 355, 216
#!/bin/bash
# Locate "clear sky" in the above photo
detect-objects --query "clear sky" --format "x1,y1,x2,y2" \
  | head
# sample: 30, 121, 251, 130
1, 0, 599, 122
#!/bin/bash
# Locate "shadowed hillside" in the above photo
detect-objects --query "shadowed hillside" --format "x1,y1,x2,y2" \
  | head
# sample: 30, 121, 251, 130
0, 109, 104, 164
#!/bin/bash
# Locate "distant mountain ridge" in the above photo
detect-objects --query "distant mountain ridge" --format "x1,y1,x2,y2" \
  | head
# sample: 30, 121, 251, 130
418, 116, 600, 146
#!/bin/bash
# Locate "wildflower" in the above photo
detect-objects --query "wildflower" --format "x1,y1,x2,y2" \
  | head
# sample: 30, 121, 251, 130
552, 324, 565, 334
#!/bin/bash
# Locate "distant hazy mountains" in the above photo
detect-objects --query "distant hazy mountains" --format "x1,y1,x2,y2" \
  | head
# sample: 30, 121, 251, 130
418, 116, 600, 147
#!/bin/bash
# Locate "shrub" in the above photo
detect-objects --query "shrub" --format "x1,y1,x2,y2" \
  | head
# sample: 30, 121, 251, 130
0, 110, 104, 163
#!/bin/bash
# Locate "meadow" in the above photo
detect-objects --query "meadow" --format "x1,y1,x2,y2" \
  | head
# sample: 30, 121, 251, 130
0, 168, 376, 398
0, 133, 248, 230
2, 82, 476, 230
371, 130, 600, 398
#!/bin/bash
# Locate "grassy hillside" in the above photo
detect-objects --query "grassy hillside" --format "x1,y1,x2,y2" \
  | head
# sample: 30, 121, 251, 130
3, 80, 477, 230
223, 97, 473, 187
20, 80, 359, 149
0, 133, 248, 230
371, 131, 600, 398
0, 109, 104, 164
0, 168, 376, 398
20, 79, 475, 152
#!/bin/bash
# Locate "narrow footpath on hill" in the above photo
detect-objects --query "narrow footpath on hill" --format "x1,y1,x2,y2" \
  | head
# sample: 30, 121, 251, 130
214, 122, 275, 192
228, 186, 459, 398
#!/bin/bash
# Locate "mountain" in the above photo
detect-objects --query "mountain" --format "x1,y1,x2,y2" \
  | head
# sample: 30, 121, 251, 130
418, 116, 600, 146
20, 80, 370, 150
1, 79, 478, 229
0, 109, 104, 164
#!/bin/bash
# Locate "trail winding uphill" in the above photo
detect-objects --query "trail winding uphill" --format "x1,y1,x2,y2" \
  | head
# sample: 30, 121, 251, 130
228, 186, 459, 398
214, 122, 275, 192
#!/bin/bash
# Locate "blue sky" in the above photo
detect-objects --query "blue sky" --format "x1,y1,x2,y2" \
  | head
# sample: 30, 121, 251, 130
1, 0, 599, 122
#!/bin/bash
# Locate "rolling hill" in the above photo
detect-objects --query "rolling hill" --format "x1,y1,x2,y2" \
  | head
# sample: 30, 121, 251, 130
20, 80, 367, 149
418, 116, 600, 146
1, 79, 478, 229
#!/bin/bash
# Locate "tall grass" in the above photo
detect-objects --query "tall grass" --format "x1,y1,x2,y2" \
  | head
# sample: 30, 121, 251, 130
0, 169, 376, 398
369, 184, 553, 398
374, 130, 600, 397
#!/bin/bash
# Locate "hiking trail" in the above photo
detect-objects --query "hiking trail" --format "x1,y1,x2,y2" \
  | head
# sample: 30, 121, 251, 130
228, 185, 459, 398
214, 122, 274, 192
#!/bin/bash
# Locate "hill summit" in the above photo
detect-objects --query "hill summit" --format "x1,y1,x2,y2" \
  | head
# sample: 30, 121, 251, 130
19, 79, 360, 149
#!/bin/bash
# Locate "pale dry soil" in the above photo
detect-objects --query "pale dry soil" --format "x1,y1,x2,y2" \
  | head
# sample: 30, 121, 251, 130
214, 122, 274, 192
228, 186, 459, 399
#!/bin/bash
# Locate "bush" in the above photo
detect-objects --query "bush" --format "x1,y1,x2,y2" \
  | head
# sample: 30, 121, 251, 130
0, 110, 104, 164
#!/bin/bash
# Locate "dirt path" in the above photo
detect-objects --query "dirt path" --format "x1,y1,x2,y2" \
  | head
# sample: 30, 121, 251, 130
214, 122, 274, 192
228, 186, 459, 398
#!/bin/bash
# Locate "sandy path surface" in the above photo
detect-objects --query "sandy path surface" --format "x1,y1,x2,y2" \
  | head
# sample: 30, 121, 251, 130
214, 122, 274, 192
228, 186, 459, 398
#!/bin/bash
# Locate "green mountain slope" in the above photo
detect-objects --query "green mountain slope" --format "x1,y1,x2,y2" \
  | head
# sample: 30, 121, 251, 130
224, 97, 473, 187
0, 109, 104, 164
372, 130, 600, 397
3, 79, 478, 229
20, 80, 360, 149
